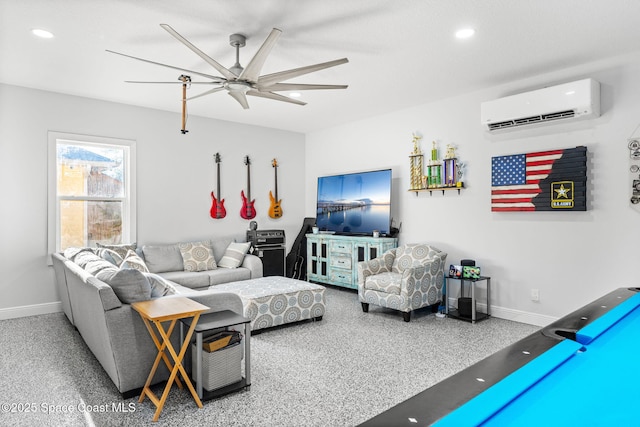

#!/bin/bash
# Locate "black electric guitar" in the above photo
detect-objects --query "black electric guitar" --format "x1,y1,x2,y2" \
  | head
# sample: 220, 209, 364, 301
210, 153, 226, 219
240, 155, 256, 220
268, 158, 283, 219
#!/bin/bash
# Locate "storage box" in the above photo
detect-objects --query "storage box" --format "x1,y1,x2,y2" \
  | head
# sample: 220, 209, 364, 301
202, 332, 232, 353
192, 342, 243, 391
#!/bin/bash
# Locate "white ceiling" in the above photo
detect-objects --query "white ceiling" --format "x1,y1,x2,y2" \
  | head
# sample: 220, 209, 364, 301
2, 0, 640, 133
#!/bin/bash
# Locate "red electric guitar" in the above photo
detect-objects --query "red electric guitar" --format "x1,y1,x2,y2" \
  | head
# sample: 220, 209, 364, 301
268, 158, 283, 219
210, 153, 226, 219
240, 155, 256, 219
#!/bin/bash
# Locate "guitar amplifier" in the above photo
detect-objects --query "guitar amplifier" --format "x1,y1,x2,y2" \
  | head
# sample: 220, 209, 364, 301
246, 230, 285, 247
246, 230, 286, 276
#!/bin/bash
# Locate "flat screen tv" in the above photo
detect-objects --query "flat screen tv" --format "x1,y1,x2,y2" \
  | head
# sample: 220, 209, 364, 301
316, 169, 392, 236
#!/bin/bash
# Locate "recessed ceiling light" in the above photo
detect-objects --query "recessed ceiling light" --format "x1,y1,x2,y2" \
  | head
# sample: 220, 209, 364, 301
455, 28, 475, 39
32, 28, 54, 39
289, 92, 302, 98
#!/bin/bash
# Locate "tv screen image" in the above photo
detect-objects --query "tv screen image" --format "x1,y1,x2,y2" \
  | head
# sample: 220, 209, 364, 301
316, 169, 392, 235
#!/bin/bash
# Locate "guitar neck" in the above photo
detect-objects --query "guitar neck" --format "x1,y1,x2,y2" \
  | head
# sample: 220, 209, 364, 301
217, 162, 221, 196
246, 163, 251, 199
274, 166, 278, 199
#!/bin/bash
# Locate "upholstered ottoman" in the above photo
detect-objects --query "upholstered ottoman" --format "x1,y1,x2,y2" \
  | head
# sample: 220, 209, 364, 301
208, 277, 326, 331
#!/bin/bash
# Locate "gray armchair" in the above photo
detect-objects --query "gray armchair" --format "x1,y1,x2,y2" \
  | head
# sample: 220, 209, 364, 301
357, 243, 447, 322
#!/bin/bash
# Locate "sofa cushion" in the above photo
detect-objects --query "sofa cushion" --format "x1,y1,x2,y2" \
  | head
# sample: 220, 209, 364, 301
218, 242, 251, 269
365, 272, 403, 295
142, 244, 183, 273
392, 244, 433, 273
96, 267, 151, 303
96, 242, 137, 259
158, 271, 212, 289
178, 240, 217, 272
208, 267, 251, 286
121, 250, 150, 273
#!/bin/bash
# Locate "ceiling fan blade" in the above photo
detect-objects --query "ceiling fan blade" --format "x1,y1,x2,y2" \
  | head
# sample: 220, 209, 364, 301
125, 81, 221, 84
258, 83, 348, 91
106, 50, 225, 81
238, 28, 282, 82
160, 24, 236, 81
187, 87, 225, 101
247, 90, 306, 106
257, 58, 348, 87
228, 91, 250, 109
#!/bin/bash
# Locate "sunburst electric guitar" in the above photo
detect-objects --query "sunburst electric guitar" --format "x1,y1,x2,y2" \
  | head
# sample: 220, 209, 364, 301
240, 155, 256, 219
210, 153, 226, 219
268, 158, 283, 219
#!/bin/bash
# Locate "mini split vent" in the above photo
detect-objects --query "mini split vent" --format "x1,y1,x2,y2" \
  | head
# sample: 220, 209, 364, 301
481, 79, 600, 132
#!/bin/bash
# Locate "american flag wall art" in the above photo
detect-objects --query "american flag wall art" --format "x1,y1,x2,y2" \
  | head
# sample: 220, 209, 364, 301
491, 146, 587, 212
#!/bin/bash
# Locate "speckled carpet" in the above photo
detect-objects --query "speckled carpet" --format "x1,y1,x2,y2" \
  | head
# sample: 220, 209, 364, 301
0, 286, 539, 427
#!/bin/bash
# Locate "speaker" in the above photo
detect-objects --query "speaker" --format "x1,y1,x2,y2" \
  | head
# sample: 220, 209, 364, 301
256, 246, 285, 276
458, 297, 475, 318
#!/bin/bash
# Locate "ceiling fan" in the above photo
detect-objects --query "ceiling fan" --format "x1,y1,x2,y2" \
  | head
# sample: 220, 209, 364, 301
107, 24, 349, 112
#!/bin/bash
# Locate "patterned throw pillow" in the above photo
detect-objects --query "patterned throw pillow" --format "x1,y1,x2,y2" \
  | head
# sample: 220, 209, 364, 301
217, 242, 251, 269
121, 249, 150, 273
143, 273, 178, 298
96, 242, 137, 260
96, 247, 124, 266
178, 241, 217, 272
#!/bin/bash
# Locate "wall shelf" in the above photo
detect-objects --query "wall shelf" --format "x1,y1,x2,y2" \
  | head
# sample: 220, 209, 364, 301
409, 184, 465, 196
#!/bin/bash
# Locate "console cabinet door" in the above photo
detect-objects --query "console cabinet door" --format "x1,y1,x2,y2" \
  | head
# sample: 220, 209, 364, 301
306, 234, 397, 290
307, 237, 329, 282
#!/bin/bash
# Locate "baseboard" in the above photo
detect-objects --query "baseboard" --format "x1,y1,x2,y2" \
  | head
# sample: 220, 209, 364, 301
0, 301, 62, 320
447, 297, 557, 327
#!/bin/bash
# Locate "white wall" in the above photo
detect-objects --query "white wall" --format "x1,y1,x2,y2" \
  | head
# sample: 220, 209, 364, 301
306, 53, 640, 326
0, 83, 305, 318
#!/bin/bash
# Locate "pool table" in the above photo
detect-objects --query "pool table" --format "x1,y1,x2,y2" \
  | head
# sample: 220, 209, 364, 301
359, 287, 640, 426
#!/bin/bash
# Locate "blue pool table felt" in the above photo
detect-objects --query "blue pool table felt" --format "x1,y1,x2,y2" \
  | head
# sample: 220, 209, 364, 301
434, 292, 640, 426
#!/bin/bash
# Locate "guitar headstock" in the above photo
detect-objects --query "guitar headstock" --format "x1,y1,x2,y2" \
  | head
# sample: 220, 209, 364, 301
244, 155, 251, 166
272, 158, 278, 168
214, 153, 221, 163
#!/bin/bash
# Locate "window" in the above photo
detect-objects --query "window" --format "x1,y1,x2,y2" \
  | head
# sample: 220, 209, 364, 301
48, 132, 136, 261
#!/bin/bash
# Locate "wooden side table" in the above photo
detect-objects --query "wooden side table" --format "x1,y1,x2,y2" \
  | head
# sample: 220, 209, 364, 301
132, 297, 209, 422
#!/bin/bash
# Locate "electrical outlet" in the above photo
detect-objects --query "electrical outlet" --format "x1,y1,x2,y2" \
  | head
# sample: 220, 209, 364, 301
531, 288, 540, 302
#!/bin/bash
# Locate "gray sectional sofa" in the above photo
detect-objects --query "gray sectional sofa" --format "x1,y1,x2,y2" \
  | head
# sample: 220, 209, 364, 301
51, 235, 262, 396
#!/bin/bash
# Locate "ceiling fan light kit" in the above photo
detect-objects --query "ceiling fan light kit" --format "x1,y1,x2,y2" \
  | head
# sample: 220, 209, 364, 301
107, 24, 349, 133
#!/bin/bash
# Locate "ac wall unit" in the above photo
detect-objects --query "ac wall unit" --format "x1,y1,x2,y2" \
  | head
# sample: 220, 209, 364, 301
480, 78, 600, 132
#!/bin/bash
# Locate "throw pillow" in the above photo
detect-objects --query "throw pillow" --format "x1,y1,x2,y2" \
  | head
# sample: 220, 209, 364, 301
63, 247, 93, 261
143, 273, 178, 298
71, 250, 111, 271
217, 242, 251, 269
178, 241, 217, 272
121, 250, 150, 273
96, 247, 124, 266
96, 267, 151, 304
84, 257, 119, 276
96, 242, 137, 260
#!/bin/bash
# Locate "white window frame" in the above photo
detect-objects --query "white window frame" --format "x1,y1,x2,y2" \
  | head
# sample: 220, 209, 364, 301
47, 131, 136, 264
